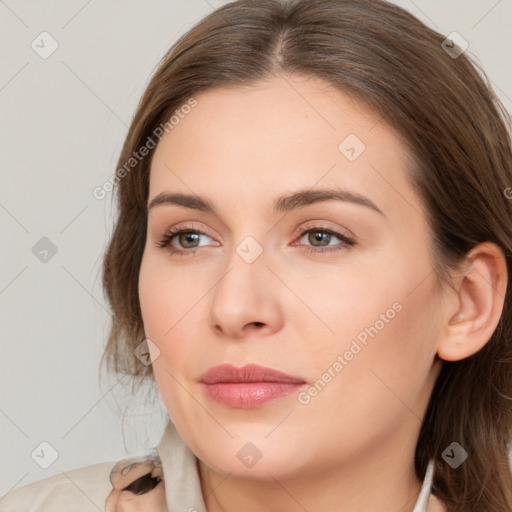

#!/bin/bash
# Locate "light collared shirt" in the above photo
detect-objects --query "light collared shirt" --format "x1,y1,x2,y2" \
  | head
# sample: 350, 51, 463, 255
0, 421, 444, 511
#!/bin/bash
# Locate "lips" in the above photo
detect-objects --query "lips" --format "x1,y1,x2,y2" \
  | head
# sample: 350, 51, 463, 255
200, 364, 307, 408
200, 363, 306, 384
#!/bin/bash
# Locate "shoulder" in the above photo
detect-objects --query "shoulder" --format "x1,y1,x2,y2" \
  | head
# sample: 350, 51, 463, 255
0, 449, 166, 512
0, 460, 116, 512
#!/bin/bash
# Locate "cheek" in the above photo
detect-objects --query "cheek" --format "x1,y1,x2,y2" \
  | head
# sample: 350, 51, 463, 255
313, 263, 440, 427
138, 254, 194, 359
138, 257, 168, 341
138, 252, 214, 379
138, 255, 203, 419
318, 230, 440, 366
302, 245, 440, 412
291, 290, 439, 464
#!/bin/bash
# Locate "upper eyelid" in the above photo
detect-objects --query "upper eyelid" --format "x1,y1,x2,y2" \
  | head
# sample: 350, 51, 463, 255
161, 218, 352, 234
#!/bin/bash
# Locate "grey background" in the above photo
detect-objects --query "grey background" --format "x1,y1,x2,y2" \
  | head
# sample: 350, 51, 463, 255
1, 0, 511, 496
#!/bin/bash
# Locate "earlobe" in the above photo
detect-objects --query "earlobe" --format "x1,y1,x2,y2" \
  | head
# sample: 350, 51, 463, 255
437, 242, 508, 362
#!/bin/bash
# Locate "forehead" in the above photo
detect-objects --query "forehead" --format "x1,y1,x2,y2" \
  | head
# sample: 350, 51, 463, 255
148, 74, 417, 220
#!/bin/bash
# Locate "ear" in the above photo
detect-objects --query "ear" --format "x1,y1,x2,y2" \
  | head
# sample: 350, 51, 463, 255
437, 241, 508, 361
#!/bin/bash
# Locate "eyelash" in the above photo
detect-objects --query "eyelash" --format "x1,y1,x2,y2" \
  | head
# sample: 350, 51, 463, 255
155, 225, 356, 257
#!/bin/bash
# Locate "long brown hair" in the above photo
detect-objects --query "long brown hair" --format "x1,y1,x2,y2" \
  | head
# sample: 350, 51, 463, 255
100, 0, 512, 509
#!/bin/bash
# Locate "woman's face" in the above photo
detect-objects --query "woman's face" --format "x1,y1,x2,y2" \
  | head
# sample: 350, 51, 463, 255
139, 74, 445, 480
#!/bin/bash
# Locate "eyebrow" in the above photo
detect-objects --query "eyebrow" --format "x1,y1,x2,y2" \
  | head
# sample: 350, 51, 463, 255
147, 188, 385, 217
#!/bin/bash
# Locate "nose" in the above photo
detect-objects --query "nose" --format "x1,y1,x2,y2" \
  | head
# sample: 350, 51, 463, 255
207, 245, 284, 340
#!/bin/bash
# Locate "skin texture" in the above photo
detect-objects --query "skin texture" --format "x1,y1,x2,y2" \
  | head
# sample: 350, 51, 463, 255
138, 74, 507, 512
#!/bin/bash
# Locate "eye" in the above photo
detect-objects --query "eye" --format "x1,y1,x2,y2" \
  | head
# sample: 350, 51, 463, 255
294, 226, 356, 254
155, 226, 216, 256
155, 224, 356, 256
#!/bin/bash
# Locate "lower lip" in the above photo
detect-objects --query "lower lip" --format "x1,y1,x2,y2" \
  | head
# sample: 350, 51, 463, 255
202, 382, 306, 408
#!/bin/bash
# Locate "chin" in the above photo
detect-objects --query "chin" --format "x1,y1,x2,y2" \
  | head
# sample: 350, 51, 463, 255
190, 433, 313, 480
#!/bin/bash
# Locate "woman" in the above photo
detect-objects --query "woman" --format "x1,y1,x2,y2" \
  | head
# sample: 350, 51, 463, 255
1, 0, 511, 510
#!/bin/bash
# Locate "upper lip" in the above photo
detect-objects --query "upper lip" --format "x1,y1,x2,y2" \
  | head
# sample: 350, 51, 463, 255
200, 364, 306, 384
